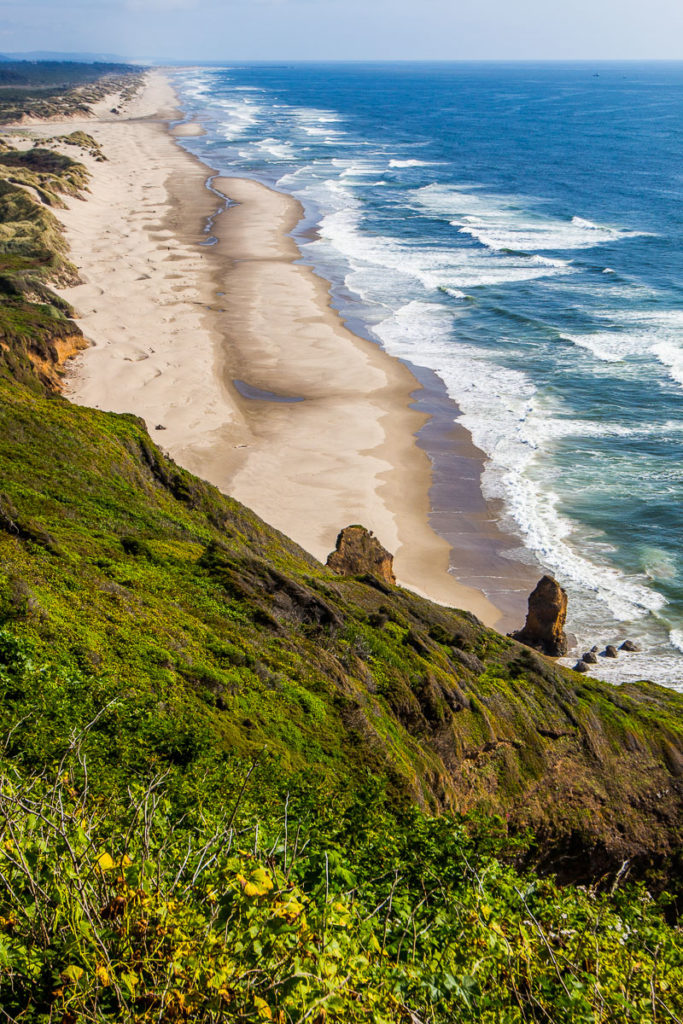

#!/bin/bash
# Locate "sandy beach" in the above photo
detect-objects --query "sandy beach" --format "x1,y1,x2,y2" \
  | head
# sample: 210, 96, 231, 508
14, 70, 512, 627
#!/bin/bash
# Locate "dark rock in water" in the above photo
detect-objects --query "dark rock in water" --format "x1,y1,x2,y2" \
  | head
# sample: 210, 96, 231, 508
583, 651, 598, 664
510, 575, 568, 657
154, 424, 167, 431
603, 645, 618, 658
574, 660, 590, 673
591, 645, 599, 652
327, 525, 396, 586
620, 640, 641, 652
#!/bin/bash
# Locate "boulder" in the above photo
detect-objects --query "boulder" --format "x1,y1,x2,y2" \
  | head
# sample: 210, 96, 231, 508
573, 660, 590, 673
620, 640, 641, 652
510, 575, 568, 657
582, 651, 598, 664
326, 525, 396, 586
603, 645, 618, 659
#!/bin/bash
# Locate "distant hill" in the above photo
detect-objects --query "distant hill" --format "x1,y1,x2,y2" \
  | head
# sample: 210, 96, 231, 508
0, 61, 144, 123
0, 50, 133, 63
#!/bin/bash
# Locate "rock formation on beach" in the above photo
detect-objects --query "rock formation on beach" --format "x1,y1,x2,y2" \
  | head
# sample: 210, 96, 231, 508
326, 525, 396, 585
511, 574, 568, 657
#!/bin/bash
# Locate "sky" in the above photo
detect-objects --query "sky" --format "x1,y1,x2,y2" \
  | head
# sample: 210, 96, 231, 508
3, 0, 683, 62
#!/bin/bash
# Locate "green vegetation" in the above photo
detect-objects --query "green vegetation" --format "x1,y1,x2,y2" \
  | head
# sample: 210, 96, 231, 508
0, 75, 680, 1021
0, 673, 680, 1024
53, 129, 106, 161
0, 61, 144, 124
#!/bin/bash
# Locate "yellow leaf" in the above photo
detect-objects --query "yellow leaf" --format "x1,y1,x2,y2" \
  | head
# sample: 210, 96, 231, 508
251, 868, 274, 893
254, 996, 272, 1020
96, 965, 110, 987
121, 971, 138, 991
62, 965, 84, 984
240, 867, 274, 897
97, 852, 115, 871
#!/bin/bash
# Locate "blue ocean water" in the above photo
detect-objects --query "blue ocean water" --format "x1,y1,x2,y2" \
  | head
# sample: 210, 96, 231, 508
173, 62, 683, 688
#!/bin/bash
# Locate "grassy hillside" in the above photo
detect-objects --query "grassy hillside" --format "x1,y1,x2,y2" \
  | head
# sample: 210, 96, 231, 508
1, 377, 682, 881
0, 126, 681, 1022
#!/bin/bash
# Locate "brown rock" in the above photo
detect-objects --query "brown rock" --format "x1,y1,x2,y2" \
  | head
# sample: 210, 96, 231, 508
574, 660, 590, 673
620, 640, 641, 652
326, 525, 396, 585
510, 575, 568, 657
603, 645, 618, 658
582, 651, 598, 664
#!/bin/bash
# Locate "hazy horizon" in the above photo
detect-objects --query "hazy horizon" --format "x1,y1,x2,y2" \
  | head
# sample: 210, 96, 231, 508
3, 0, 683, 63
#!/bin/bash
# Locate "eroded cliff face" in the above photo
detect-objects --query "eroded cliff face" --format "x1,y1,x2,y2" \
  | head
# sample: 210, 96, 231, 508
511, 575, 568, 657
0, 143, 93, 392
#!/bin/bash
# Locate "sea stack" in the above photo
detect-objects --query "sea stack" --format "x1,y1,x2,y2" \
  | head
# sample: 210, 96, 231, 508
326, 525, 396, 585
511, 575, 568, 657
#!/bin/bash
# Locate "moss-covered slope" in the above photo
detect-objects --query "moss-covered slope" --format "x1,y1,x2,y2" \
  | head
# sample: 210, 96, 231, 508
1, 377, 681, 886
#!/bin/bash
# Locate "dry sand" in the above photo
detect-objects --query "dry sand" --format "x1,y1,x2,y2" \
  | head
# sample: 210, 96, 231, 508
18, 73, 244, 482
16, 70, 504, 627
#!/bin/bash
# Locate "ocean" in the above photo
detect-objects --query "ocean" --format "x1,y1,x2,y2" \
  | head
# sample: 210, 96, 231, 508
172, 61, 683, 690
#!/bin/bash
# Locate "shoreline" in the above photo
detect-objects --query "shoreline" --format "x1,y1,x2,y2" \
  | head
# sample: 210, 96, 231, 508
206, 174, 509, 623
18, 70, 527, 630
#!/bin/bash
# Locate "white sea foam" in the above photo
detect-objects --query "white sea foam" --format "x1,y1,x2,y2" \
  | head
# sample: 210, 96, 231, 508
670, 629, 683, 654
411, 183, 649, 253
558, 646, 683, 689
213, 98, 263, 141
296, 181, 573, 297
292, 108, 346, 141
586, 310, 683, 387
373, 300, 668, 623
651, 340, 683, 386
254, 137, 297, 160
560, 331, 646, 363
338, 163, 388, 178
389, 159, 433, 168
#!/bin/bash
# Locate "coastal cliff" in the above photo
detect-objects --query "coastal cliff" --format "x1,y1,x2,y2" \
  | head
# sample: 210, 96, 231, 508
0, 75, 681, 1024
